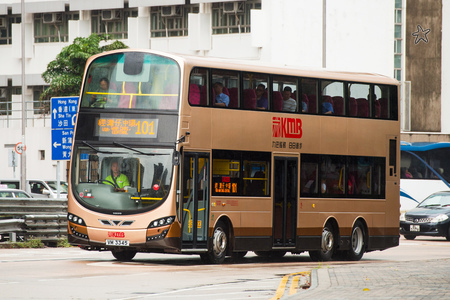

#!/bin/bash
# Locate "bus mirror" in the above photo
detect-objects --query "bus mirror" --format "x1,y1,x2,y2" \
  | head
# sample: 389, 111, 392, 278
173, 151, 181, 166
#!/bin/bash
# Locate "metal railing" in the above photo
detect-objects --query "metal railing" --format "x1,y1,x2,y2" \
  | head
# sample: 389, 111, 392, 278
0, 197, 67, 245
0, 99, 51, 127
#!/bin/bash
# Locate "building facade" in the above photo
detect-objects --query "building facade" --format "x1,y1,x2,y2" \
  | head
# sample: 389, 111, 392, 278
0, 0, 411, 180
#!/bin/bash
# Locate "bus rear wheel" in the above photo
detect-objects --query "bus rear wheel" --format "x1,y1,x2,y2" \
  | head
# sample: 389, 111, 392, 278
346, 221, 366, 261
309, 225, 336, 262
200, 221, 228, 264
111, 249, 137, 261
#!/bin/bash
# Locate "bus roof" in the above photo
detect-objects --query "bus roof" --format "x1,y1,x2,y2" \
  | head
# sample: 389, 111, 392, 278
400, 141, 450, 151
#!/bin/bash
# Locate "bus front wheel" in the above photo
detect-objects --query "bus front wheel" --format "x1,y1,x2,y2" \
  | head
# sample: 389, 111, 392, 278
200, 221, 228, 264
309, 225, 336, 262
346, 221, 366, 261
111, 249, 137, 261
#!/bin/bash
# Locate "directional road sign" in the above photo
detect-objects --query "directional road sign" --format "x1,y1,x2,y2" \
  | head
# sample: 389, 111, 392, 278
51, 129, 74, 160
51, 96, 79, 161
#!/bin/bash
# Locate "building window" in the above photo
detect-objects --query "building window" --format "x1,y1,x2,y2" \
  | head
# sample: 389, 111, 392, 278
212, 1, 261, 34
33, 86, 49, 115
91, 9, 138, 39
150, 5, 199, 38
39, 150, 45, 160
0, 15, 21, 45
34, 12, 79, 43
394, 0, 402, 81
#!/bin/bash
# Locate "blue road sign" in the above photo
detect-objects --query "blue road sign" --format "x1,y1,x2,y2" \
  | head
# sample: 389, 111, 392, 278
51, 129, 74, 160
51, 96, 79, 161
51, 96, 78, 129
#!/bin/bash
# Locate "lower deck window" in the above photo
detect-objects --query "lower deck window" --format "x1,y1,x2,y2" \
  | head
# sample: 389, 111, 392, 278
301, 154, 385, 198
212, 150, 271, 196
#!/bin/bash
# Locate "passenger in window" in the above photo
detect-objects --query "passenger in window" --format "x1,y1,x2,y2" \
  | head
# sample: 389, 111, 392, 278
213, 82, 230, 107
302, 101, 307, 112
282, 86, 297, 112
322, 102, 334, 114
103, 161, 130, 192
90, 78, 111, 108
255, 84, 268, 110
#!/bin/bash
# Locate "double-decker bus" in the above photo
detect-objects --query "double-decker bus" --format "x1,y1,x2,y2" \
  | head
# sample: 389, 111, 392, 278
400, 142, 450, 212
68, 49, 400, 263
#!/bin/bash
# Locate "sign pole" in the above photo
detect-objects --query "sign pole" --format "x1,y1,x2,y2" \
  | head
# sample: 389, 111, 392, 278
20, 0, 26, 190
56, 161, 60, 198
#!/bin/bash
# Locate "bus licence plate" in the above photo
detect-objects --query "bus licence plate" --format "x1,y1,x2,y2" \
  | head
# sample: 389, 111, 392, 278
106, 239, 129, 246
410, 225, 420, 232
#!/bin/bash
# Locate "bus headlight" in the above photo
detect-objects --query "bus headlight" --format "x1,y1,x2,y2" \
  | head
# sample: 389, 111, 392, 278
68, 213, 86, 226
149, 216, 175, 228
399, 213, 406, 221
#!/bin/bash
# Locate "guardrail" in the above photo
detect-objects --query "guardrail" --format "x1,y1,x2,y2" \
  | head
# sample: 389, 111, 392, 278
0, 198, 67, 245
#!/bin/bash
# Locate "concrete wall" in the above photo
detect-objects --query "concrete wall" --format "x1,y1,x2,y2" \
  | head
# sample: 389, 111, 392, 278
405, 0, 442, 132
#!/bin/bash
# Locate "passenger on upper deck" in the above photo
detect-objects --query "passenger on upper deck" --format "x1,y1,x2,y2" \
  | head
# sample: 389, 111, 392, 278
255, 84, 268, 110
90, 78, 111, 108
282, 86, 297, 112
213, 82, 230, 107
104, 161, 130, 192
322, 102, 334, 114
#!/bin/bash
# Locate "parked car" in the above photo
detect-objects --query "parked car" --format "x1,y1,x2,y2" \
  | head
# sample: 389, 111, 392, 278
400, 191, 450, 241
0, 187, 32, 198
0, 179, 68, 199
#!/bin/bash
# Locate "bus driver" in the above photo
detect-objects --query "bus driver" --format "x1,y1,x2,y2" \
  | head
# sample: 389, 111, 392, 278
104, 161, 130, 192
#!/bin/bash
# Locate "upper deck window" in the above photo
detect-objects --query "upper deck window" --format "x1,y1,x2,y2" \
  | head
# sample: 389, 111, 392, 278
81, 52, 180, 111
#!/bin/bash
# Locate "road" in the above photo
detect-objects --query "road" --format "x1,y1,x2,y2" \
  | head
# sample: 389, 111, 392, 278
0, 237, 449, 300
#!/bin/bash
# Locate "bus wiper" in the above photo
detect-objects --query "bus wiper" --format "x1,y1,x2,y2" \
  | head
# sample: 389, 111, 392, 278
82, 141, 113, 154
113, 142, 169, 156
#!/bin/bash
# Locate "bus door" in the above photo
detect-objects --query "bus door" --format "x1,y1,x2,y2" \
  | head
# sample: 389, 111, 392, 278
273, 156, 298, 247
181, 153, 210, 250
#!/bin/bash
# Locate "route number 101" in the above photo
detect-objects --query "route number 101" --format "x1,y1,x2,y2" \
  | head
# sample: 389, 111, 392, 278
135, 121, 155, 135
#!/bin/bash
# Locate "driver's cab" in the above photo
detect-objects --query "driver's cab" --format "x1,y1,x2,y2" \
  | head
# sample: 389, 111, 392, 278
100, 157, 141, 195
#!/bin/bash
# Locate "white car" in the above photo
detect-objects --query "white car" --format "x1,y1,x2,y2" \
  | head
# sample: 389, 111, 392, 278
0, 188, 32, 198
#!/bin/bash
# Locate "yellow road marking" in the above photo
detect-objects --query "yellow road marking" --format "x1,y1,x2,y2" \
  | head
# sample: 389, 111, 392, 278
271, 271, 311, 300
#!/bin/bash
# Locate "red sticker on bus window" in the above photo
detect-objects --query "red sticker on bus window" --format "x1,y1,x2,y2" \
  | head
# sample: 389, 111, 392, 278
222, 177, 230, 183
153, 184, 160, 191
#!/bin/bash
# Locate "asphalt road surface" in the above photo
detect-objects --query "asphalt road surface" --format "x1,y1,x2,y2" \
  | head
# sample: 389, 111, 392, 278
0, 236, 449, 300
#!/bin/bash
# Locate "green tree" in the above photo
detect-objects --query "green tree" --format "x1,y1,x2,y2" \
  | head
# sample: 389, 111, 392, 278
40, 34, 128, 100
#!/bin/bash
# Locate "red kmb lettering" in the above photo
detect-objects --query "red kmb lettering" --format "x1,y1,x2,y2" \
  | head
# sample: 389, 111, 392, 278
272, 117, 302, 139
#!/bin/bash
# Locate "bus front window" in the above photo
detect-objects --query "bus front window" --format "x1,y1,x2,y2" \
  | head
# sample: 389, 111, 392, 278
80, 52, 180, 111
72, 146, 174, 213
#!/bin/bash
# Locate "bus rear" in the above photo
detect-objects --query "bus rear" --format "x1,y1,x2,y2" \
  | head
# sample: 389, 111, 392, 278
68, 50, 182, 260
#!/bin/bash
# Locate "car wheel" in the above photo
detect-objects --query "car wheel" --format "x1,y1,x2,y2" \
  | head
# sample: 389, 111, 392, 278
346, 221, 365, 261
403, 235, 416, 240
309, 225, 336, 262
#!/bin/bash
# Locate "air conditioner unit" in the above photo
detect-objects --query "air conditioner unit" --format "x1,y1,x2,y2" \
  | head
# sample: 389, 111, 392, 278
43, 13, 63, 24
101, 10, 122, 21
223, 2, 243, 14
0, 17, 6, 28
161, 6, 181, 17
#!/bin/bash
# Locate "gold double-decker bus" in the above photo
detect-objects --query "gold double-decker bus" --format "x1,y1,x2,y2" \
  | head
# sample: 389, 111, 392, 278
68, 49, 400, 263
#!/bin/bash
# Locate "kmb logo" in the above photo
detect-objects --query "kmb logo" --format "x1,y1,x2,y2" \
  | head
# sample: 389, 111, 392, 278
272, 117, 302, 139
108, 231, 125, 238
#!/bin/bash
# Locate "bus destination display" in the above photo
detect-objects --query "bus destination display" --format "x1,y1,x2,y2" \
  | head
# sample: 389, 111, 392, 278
95, 117, 159, 138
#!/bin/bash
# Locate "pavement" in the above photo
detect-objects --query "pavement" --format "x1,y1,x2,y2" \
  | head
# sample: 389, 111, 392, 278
291, 258, 450, 299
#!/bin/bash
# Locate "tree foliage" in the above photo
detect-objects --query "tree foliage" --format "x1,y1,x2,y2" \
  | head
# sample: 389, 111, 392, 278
40, 34, 128, 100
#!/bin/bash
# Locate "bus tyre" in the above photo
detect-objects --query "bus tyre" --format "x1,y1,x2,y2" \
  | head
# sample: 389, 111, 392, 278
111, 249, 137, 261
309, 225, 336, 262
201, 221, 228, 264
346, 221, 365, 261
403, 235, 416, 240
